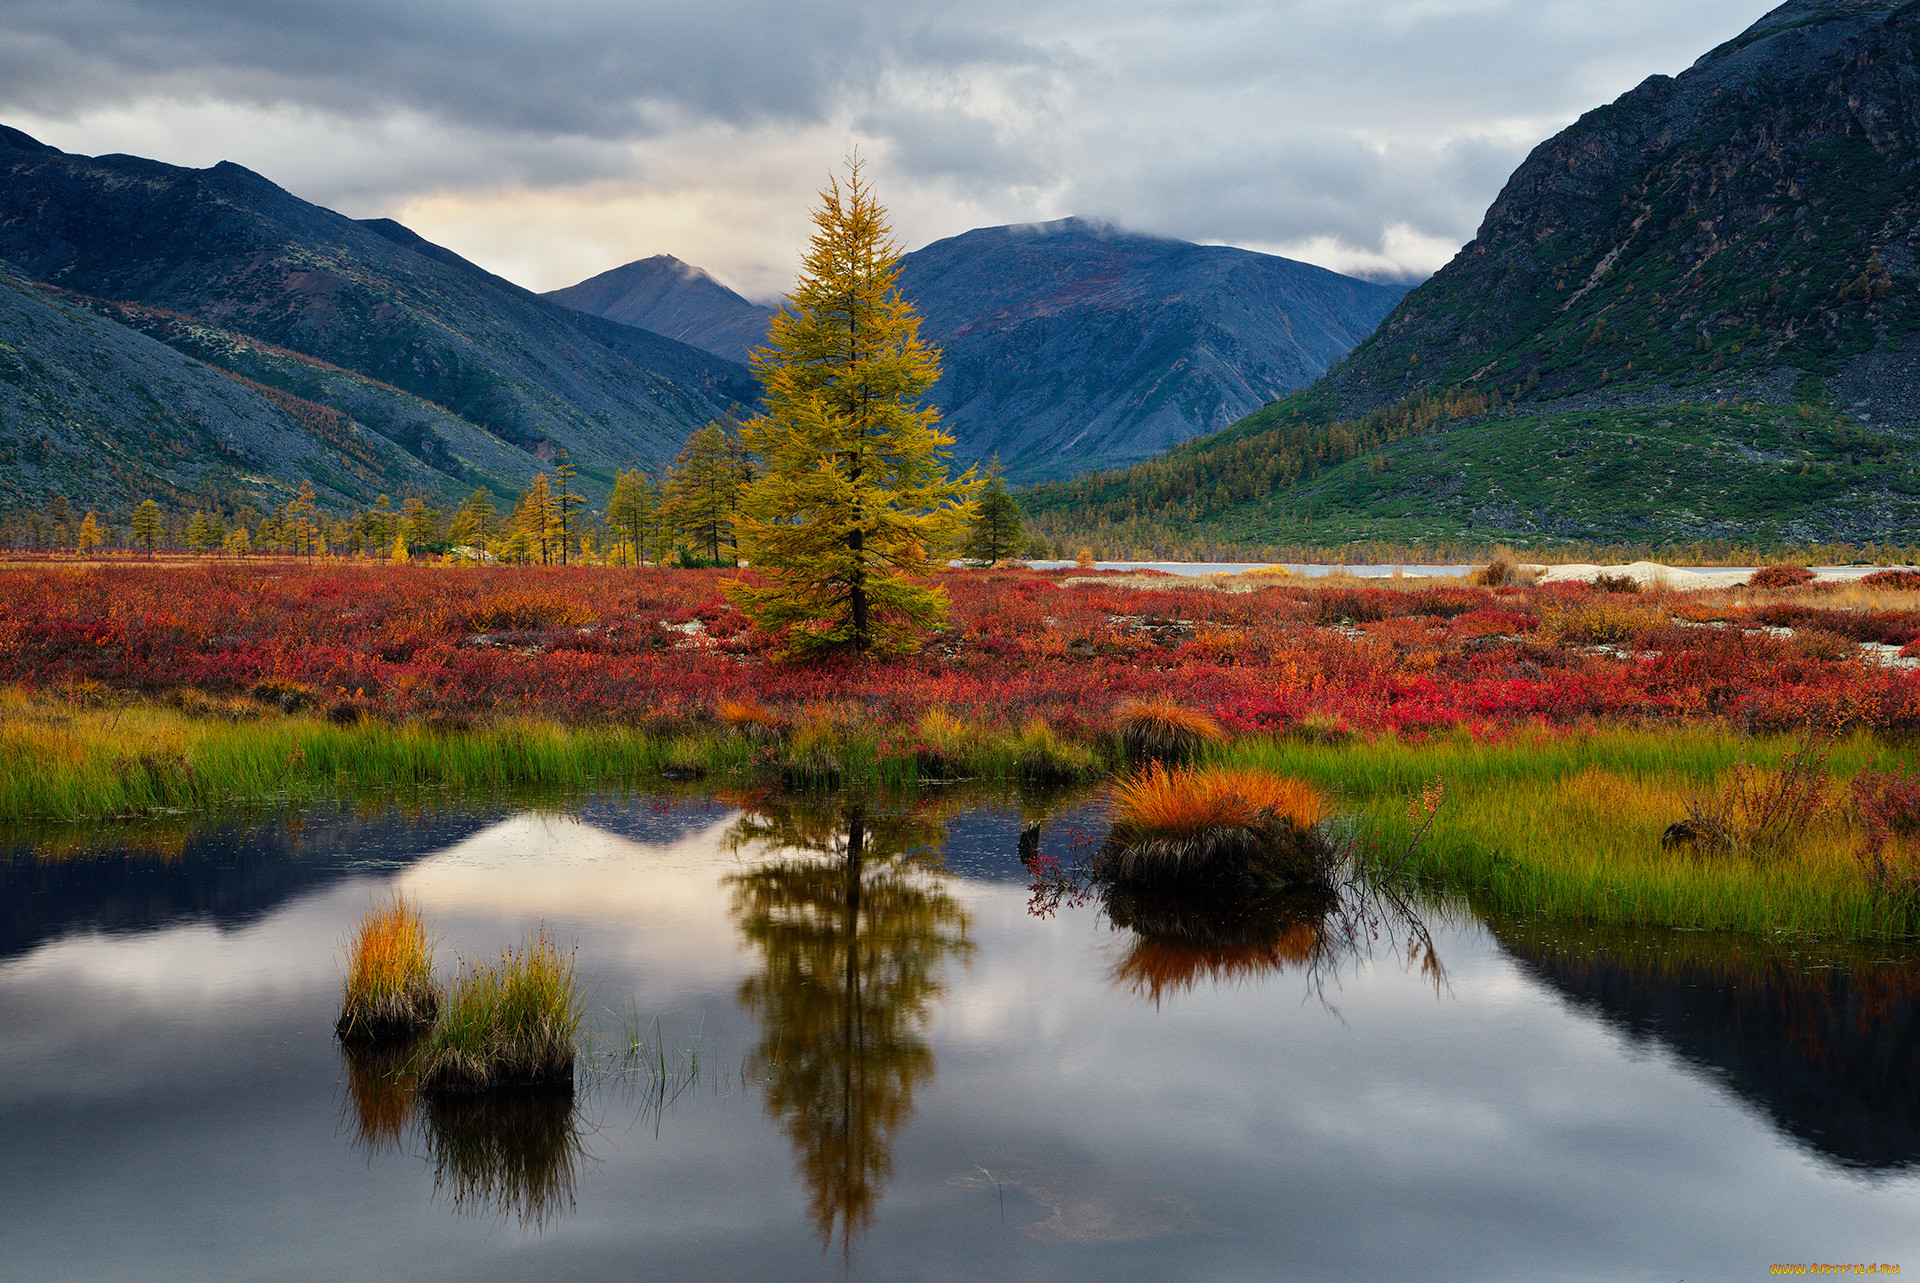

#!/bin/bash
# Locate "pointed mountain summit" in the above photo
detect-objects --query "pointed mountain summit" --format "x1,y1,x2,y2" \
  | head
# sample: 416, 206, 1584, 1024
1025, 0, 1920, 550
544, 256, 775, 365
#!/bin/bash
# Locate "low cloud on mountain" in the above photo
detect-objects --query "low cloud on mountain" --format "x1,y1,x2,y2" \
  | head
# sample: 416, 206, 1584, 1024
0, 0, 1775, 296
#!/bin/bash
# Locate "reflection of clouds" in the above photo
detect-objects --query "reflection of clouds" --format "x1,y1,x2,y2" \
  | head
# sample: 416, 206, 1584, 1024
2, 0, 1778, 292
947, 1166, 1202, 1243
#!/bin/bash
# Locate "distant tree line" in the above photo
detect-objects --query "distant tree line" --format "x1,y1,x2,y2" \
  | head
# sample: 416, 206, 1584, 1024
0, 416, 1042, 569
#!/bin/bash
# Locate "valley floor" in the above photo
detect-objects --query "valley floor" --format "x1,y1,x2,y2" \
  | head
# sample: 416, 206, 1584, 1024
4, 560, 1919, 940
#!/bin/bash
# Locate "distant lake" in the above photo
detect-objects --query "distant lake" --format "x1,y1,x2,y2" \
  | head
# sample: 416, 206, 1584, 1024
3, 791, 1916, 1281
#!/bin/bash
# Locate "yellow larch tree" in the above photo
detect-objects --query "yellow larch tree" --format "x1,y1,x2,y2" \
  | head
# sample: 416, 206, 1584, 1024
727, 158, 978, 655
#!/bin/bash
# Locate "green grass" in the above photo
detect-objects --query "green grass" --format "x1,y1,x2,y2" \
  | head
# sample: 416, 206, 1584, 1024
0, 698, 1114, 822
419, 927, 585, 1094
1222, 729, 1920, 941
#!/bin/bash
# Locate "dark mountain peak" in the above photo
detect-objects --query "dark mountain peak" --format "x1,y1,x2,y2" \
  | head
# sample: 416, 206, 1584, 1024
545, 254, 774, 364
0, 125, 58, 155
1313, 0, 1920, 420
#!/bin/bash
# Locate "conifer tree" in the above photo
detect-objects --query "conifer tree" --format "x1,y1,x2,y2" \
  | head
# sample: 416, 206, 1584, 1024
449, 489, 496, 556
130, 499, 162, 560
78, 511, 104, 555
728, 160, 978, 654
960, 466, 1023, 566
607, 468, 658, 566
666, 421, 743, 564
552, 451, 584, 566
224, 525, 251, 558
514, 474, 556, 565
284, 483, 321, 563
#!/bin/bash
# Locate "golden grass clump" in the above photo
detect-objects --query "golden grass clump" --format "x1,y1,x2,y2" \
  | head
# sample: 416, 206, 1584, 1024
465, 589, 597, 631
418, 927, 583, 1095
336, 893, 439, 1044
1012, 716, 1099, 784
717, 696, 785, 742
1473, 551, 1543, 588
1114, 696, 1226, 765
1102, 764, 1330, 886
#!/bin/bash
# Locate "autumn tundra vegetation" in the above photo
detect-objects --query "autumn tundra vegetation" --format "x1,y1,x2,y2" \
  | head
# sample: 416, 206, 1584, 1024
6, 164, 1920, 949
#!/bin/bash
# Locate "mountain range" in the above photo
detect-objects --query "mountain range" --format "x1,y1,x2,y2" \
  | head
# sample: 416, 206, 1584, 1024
0, 124, 756, 518
549, 220, 1408, 483
1024, 0, 1920, 551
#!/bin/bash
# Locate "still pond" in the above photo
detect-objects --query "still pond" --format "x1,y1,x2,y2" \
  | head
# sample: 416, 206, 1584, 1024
1, 790, 1915, 1281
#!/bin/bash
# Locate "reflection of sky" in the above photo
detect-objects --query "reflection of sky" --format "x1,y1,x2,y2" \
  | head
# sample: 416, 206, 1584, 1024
1, 806, 1917, 1281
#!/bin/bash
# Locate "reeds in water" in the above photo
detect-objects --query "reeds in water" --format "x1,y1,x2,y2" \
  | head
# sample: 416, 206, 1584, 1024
1101, 764, 1329, 886
1113, 697, 1225, 766
336, 893, 438, 1044
418, 927, 584, 1094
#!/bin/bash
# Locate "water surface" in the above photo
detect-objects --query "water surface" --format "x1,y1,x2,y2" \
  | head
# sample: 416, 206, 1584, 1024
2, 794, 1915, 1281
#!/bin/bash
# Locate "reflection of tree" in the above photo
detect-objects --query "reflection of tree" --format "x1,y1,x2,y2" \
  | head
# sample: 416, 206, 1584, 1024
726, 797, 974, 1256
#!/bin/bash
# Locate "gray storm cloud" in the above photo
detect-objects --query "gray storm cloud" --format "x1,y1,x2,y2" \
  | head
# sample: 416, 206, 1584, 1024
0, 0, 1781, 290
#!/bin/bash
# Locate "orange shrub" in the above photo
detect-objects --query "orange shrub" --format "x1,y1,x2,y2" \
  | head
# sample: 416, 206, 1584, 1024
1114, 696, 1226, 764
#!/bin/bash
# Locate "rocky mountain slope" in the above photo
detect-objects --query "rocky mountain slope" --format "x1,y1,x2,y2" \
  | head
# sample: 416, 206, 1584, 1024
897, 219, 1408, 482
1025, 0, 1920, 549
0, 125, 758, 515
552, 219, 1407, 484
544, 256, 774, 364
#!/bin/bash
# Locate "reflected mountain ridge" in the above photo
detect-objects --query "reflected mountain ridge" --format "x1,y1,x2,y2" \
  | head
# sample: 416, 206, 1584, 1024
0, 797, 734, 965
725, 795, 976, 1258
1495, 919, 1920, 1172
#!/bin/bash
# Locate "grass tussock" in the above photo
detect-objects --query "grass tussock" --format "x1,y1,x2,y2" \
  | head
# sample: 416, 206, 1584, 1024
336, 893, 438, 1044
1102, 764, 1329, 886
1113, 696, 1226, 765
418, 927, 583, 1095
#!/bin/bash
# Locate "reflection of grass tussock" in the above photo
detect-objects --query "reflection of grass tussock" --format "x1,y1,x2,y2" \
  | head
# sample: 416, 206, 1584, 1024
1102, 765, 1329, 885
1114, 696, 1225, 765
1105, 884, 1339, 1002
421, 1088, 585, 1230
419, 928, 582, 1094
339, 1040, 420, 1155
336, 893, 438, 1043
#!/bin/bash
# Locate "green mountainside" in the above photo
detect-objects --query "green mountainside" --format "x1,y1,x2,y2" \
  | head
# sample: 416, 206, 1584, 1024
1026, 0, 1920, 554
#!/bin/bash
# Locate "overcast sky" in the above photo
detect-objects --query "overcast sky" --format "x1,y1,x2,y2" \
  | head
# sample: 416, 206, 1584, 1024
0, 0, 1780, 300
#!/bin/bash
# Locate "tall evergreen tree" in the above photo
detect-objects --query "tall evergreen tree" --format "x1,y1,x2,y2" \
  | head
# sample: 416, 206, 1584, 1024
284, 483, 321, 563
607, 468, 658, 566
960, 467, 1023, 566
666, 422, 743, 565
552, 451, 585, 566
130, 499, 162, 559
77, 511, 104, 555
514, 474, 556, 565
728, 159, 978, 654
